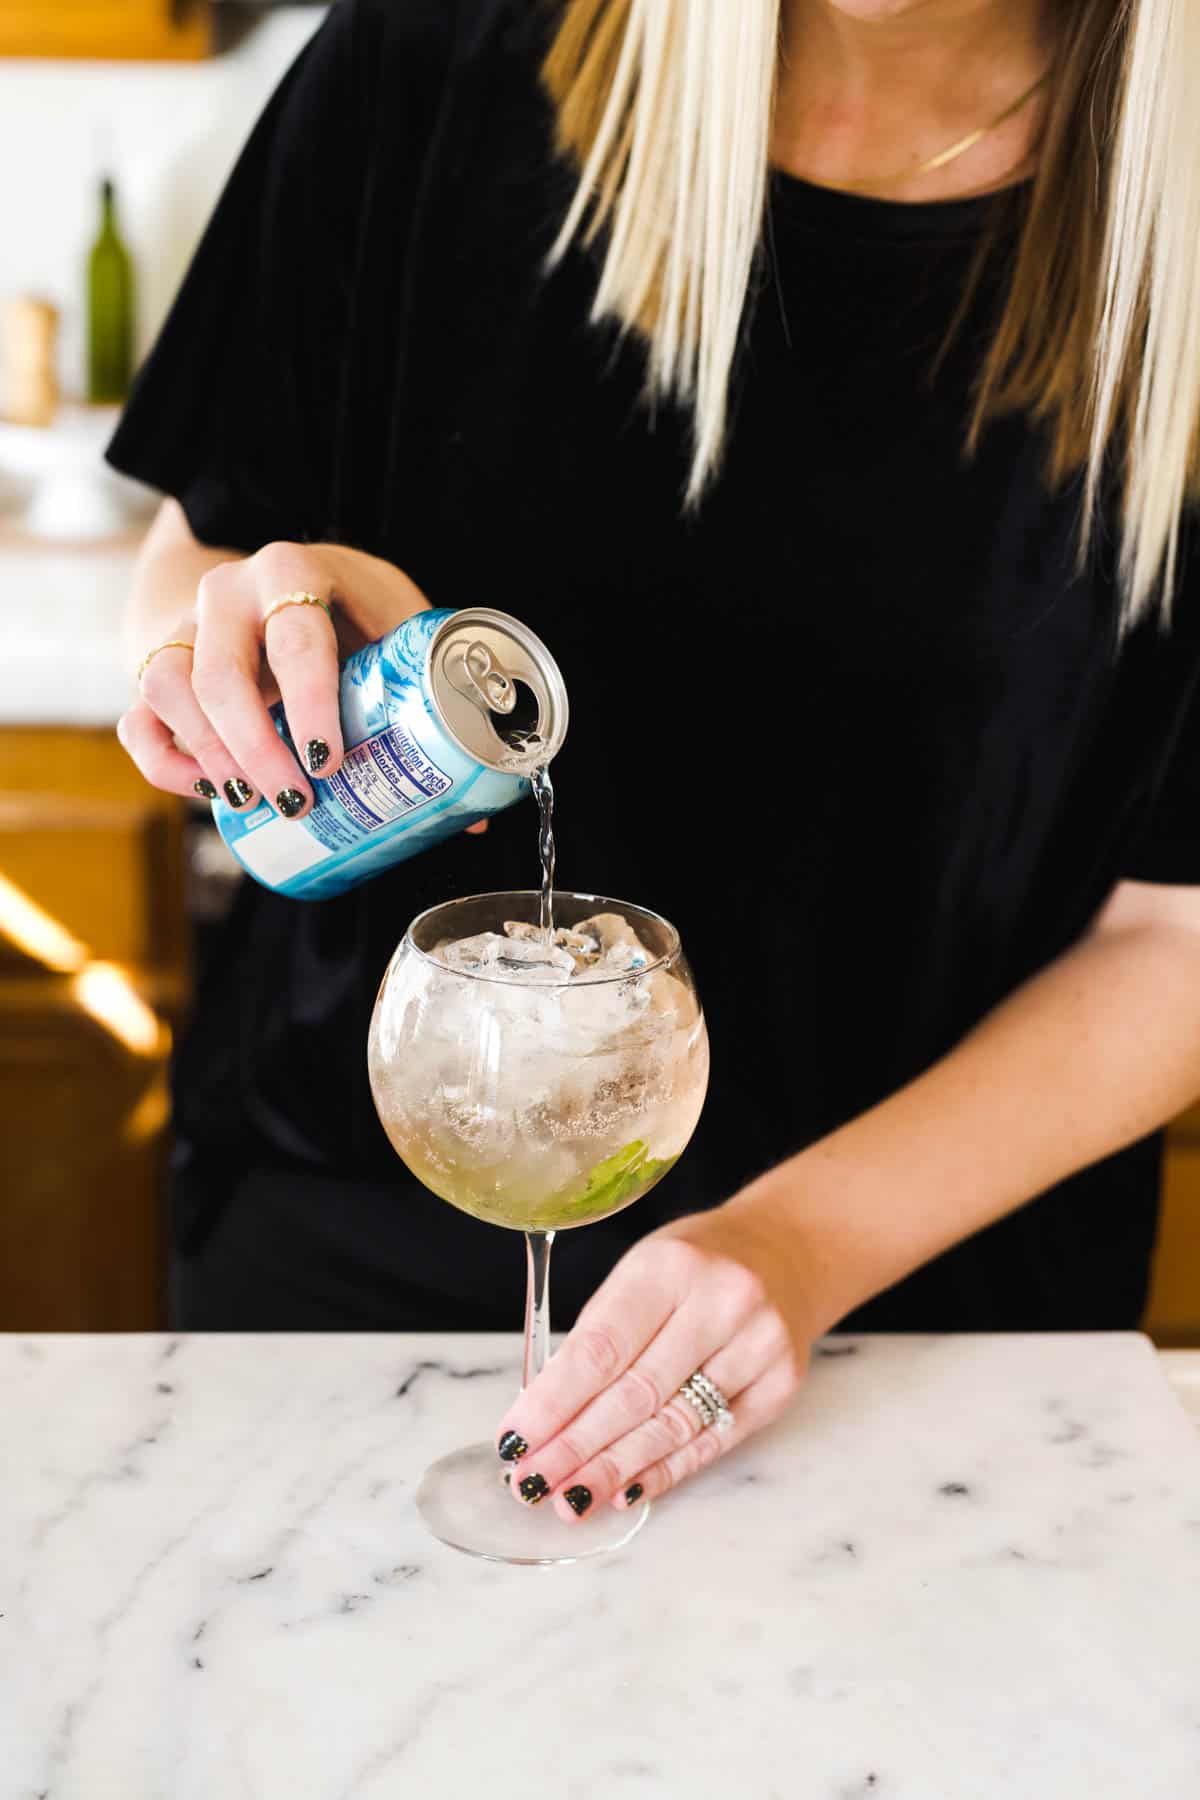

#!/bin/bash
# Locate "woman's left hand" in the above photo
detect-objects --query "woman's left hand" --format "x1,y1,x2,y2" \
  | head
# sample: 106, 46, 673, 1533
496, 1196, 816, 1521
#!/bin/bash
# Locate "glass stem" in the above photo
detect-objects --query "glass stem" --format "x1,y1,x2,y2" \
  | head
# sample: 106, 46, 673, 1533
522, 1230, 555, 1388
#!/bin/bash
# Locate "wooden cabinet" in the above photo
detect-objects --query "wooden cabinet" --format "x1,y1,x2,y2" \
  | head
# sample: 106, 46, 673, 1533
1146, 1106, 1200, 1347
0, 0, 212, 61
0, 725, 187, 1329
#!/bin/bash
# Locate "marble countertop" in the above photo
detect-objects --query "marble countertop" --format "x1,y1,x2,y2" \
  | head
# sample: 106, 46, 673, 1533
5, 1331, 1200, 1799
1165, 1348, 1200, 1425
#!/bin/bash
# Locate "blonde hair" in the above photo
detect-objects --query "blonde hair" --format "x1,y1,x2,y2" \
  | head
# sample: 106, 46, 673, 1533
544, 0, 1200, 630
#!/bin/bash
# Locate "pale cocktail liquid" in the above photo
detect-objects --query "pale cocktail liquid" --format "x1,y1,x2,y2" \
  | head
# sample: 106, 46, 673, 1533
368, 781, 708, 1233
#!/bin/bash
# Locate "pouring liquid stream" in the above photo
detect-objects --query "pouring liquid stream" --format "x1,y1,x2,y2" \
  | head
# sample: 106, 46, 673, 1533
531, 763, 555, 941
490, 702, 556, 943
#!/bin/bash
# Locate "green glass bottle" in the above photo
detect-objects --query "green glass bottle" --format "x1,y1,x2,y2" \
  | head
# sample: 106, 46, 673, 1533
87, 178, 134, 404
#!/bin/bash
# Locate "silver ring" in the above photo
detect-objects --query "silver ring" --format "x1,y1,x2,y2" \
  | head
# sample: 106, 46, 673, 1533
678, 1379, 718, 1429
679, 1371, 736, 1434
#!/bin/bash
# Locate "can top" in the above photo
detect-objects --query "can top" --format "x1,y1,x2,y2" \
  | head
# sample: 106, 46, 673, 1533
428, 608, 568, 775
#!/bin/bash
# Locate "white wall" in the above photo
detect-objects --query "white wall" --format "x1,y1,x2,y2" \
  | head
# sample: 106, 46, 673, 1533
0, 7, 326, 399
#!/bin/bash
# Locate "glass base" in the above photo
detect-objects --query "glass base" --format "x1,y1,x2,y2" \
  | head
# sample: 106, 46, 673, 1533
416, 1442, 651, 1565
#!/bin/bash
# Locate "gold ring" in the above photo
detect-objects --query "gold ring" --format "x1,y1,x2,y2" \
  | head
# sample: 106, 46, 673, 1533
262, 591, 334, 629
136, 639, 194, 686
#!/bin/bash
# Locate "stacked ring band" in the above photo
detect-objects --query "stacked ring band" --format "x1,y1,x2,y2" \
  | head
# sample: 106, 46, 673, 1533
135, 639, 194, 686
261, 591, 334, 627
679, 1370, 736, 1433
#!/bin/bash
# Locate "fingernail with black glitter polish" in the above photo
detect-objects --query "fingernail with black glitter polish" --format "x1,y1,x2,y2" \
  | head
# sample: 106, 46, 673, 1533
625, 1483, 644, 1506
223, 778, 253, 808
497, 1431, 528, 1463
193, 779, 218, 800
564, 1485, 592, 1517
275, 788, 306, 819
304, 738, 330, 775
518, 1473, 550, 1505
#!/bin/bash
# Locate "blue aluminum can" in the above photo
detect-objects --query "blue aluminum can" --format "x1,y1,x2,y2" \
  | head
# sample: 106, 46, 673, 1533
212, 607, 568, 900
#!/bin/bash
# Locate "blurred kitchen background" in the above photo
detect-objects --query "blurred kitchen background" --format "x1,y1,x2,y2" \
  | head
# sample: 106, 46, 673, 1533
0, 0, 325, 1332
1, 0, 1199, 1343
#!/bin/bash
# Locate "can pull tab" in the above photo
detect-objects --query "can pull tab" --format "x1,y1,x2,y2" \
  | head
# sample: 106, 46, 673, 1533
448, 641, 517, 715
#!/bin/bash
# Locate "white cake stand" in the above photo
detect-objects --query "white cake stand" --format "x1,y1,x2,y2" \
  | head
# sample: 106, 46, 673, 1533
0, 403, 154, 540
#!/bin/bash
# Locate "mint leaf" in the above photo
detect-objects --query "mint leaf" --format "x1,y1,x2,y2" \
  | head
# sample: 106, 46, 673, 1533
548, 1140, 678, 1226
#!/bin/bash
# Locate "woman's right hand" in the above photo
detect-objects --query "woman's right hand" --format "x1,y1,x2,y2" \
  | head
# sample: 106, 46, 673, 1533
118, 534, 431, 820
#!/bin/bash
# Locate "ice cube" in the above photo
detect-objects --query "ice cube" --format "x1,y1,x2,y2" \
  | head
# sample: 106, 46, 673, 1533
571, 946, 651, 983
502, 921, 543, 944
434, 929, 574, 985
491, 937, 576, 984
503, 920, 599, 972
500, 915, 653, 978
432, 931, 506, 973
553, 925, 601, 965
577, 912, 652, 971
554, 927, 599, 955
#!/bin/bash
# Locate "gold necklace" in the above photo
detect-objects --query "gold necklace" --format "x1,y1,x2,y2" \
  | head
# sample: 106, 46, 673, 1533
822, 69, 1052, 195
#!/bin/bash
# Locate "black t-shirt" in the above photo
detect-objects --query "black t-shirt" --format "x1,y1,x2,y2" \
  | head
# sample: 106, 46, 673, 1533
108, 0, 1200, 1330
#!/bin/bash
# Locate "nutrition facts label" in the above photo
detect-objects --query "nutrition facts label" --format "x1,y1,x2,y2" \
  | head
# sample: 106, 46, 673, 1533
312, 725, 453, 847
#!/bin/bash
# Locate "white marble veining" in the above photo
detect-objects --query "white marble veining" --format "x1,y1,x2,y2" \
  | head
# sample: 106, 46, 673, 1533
4, 1331, 1199, 1799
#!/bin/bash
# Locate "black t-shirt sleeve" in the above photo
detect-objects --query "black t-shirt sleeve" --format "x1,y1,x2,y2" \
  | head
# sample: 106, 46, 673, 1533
106, 1, 371, 550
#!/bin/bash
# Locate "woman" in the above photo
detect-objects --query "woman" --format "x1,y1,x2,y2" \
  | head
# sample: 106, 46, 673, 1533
110, 0, 1200, 1526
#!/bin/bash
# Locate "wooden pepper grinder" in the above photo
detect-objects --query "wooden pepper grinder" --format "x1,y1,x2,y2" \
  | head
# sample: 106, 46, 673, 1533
3, 296, 60, 427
